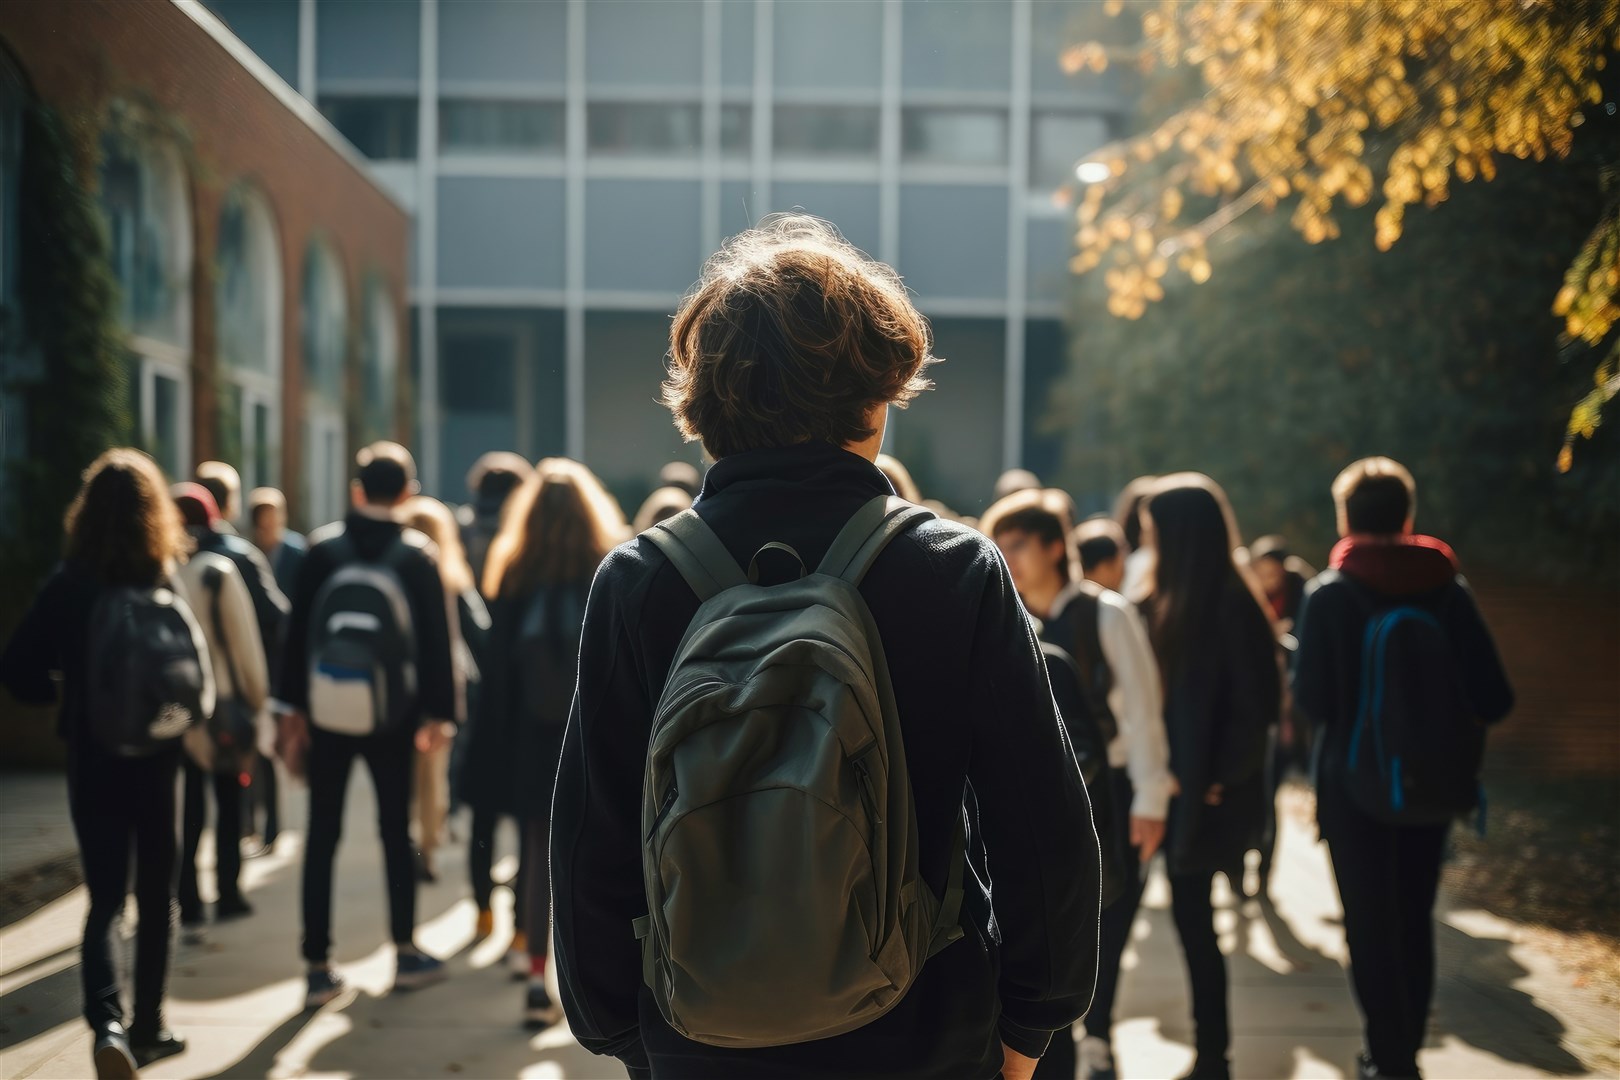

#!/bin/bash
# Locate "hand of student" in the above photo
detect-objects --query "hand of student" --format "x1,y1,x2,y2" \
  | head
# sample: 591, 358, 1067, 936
275, 709, 310, 780
1001, 1042, 1038, 1080
416, 720, 455, 755
1130, 815, 1166, 863
1204, 783, 1224, 806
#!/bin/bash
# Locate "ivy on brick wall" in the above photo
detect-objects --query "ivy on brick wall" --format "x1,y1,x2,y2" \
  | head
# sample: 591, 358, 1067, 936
0, 102, 129, 621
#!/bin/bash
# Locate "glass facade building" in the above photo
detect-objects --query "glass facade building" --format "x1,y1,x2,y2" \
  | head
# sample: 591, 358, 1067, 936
205, 0, 1133, 512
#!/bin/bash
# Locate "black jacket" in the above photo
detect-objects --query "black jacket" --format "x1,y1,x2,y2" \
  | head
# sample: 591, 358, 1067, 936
275, 510, 456, 727
1292, 535, 1514, 836
551, 443, 1100, 1079
199, 526, 289, 675
1148, 581, 1280, 876
1, 561, 121, 746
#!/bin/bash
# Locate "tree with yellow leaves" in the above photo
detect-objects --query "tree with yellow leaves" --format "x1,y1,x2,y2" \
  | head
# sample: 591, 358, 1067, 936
1065, 0, 1619, 466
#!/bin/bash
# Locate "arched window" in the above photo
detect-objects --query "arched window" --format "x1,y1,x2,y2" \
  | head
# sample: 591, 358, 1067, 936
215, 185, 282, 493
99, 118, 192, 478
360, 278, 398, 443
301, 238, 347, 525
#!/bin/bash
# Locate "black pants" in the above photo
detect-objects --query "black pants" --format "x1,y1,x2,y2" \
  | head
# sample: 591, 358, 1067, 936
254, 751, 280, 843
521, 811, 552, 958
1169, 867, 1230, 1063
1085, 767, 1151, 1041
67, 745, 181, 1034
1324, 799, 1448, 1077
468, 806, 527, 917
301, 727, 416, 964
178, 758, 246, 921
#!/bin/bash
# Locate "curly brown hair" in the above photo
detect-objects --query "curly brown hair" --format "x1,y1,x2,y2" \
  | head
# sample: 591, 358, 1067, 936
65, 448, 188, 587
483, 458, 629, 599
664, 214, 938, 460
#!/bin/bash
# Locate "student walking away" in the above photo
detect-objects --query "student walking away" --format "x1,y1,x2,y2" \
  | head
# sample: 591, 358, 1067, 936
1137, 473, 1280, 1080
399, 496, 489, 883
172, 485, 270, 938
657, 459, 703, 499
985, 492, 1174, 1080
552, 215, 1100, 1080
631, 485, 693, 533
1112, 476, 1159, 600
456, 452, 535, 597
466, 459, 625, 1029
273, 442, 458, 1009
1293, 458, 1513, 1080
196, 464, 290, 853
249, 487, 307, 599
0, 449, 215, 1077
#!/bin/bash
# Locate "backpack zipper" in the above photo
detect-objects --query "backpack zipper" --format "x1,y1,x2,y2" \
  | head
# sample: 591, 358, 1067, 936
646, 783, 679, 842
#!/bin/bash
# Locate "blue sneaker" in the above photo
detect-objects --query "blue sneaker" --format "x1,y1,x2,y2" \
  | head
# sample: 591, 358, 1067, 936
305, 968, 347, 1010
393, 950, 449, 993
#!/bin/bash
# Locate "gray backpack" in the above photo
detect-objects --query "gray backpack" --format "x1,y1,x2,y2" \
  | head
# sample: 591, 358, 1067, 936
633, 495, 966, 1048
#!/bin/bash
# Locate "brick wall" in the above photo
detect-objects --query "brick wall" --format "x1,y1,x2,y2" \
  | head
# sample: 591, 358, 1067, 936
0, 0, 411, 524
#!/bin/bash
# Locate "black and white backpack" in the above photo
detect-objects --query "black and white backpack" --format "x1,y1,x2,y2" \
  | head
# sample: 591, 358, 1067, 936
306, 531, 418, 737
86, 580, 214, 756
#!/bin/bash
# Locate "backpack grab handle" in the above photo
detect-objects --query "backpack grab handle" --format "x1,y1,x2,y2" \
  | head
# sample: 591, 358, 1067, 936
747, 542, 808, 585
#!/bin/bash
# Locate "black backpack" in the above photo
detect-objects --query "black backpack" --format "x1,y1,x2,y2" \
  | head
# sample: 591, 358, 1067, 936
514, 584, 586, 727
306, 532, 417, 737
1345, 585, 1483, 825
1061, 582, 1119, 747
86, 582, 213, 756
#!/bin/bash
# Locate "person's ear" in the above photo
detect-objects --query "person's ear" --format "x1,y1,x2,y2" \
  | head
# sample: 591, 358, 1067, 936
350, 481, 365, 509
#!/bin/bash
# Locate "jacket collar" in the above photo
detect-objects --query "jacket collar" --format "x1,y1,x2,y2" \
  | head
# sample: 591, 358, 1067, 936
697, 442, 894, 503
1330, 533, 1459, 596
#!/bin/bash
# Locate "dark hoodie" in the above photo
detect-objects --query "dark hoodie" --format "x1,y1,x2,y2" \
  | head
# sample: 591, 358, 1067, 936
275, 510, 456, 728
1292, 534, 1514, 836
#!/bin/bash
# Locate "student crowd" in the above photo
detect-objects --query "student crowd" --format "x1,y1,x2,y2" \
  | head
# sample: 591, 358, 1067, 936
1, 215, 1513, 1080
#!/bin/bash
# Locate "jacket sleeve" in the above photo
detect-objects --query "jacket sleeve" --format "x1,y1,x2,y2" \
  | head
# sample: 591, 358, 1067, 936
236, 540, 290, 670
1290, 577, 1338, 735
406, 551, 457, 725
551, 549, 653, 1072
275, 544, 323, 711
1097, 597, 1172, 820
0, 571, 64, 706
1449, 579, 1515, 725
965, 545, 1101, 1058
220, 565, 270, 711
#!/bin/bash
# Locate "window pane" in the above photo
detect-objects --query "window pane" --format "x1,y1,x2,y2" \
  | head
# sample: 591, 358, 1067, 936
1030, 112, 1110, 191
441, 331, 516, 413
587, 103, 701, 156
216, 191, 280, 377
902, 108, 1008, 166
441, 100, 564, 155
772, 105, 879, 159
720, 104, 751, 157
152, 370, 182, 479
98, 135, 187, 346
251, 400, 272, 489
216, 379, 244, 475
319, 96, 418, 160
301, 242, 347, 404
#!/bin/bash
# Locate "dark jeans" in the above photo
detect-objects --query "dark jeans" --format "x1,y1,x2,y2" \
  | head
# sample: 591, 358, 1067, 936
521, 812, 551, 958
178, 758, 246, 921
1169, 868, 1230, 1063
67, 745, 181, 1034
1324, 796, 1448, 1077
301, 727, 416, 964
468, 806, 527, 917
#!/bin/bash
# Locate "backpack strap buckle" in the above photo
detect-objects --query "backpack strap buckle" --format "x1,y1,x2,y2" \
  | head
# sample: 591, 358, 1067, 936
632, 914, 657, 991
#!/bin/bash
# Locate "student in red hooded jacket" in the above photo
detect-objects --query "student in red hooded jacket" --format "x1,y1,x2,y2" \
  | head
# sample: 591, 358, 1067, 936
1293, 457, 1513, 1080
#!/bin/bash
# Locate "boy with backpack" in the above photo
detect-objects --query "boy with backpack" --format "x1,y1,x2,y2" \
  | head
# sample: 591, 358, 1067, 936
985, 493, 1173, 1080
274, 442, 457, 1008
1293, 457, 1513, 1080
551, 216, 1101, 1080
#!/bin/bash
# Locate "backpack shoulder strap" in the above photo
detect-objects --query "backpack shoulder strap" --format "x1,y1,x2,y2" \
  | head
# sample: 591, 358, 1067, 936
645, 509, 748, 603
817, 495, 936, 586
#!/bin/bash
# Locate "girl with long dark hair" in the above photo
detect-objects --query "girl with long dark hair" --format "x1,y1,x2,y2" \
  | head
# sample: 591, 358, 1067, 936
462, 457, 626, 1029
1137, 473, 1280, 1080
0, 449, 203, 1076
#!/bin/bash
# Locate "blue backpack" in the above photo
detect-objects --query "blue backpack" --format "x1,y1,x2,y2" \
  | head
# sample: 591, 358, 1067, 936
1345, 593, 1484, 825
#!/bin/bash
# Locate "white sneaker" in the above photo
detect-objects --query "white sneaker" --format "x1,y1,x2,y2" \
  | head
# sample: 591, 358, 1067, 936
1078, 1035, 1118, 1080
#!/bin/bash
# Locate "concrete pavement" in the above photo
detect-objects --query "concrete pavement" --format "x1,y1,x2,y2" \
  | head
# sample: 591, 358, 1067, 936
0, 774, 1611, 1079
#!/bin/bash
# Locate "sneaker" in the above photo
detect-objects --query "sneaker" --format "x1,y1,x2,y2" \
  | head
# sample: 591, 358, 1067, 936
215, 895, 254, 922
1078, 1035, 1118, 1080
507, 931, 529, 980
130, 1027, 186, 1068
523, 982, 562, 1030
305, 968, 347, 1010
393, 951, 449, 993
91, 1023, 137, 1080
474, 908, 495, 939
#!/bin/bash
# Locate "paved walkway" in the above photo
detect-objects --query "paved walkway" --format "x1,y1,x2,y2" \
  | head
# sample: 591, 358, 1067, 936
0, 773, 1610, 1079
